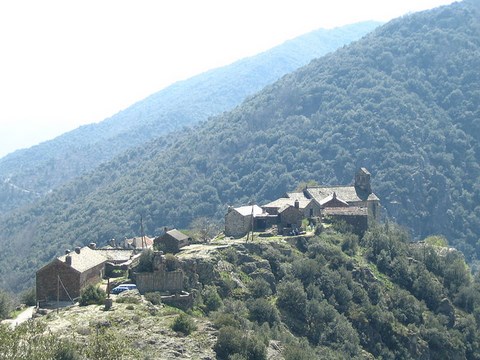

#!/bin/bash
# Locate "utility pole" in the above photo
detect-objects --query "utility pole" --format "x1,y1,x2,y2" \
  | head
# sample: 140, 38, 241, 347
57, 275, 60, 314
141, 214, 145, 249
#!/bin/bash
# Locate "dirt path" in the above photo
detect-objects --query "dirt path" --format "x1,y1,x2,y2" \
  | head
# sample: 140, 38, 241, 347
1, 306, 35, 328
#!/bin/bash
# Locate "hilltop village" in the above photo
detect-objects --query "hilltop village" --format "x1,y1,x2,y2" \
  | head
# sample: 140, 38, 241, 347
35, 168, 380, 306
22, 166, 478, 359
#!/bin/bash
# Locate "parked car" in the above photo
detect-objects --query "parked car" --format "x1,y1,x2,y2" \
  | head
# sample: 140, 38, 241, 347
111, 284, 137, 294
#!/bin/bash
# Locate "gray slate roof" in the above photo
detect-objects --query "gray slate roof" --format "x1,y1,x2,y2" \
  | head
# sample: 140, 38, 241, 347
57, 246, 107, 273
262, 197, 312, 210
166, 229, 189, 242
305, 186, 379, 203
323, 207, 368, 216
234, 205, 265, 217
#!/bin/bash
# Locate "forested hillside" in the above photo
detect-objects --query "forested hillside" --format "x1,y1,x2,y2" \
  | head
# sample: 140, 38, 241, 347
2, 226, 480, 359
1, 0, 480, 293
0, 22, 379, 216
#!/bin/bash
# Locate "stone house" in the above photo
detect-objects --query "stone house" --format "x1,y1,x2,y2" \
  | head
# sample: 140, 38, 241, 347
225, 167, 380, 237
304, 168, 380, 224
224, 205, 274, 238
154, 229, 191, 254
320, 191, 368, 233
262, 194, 321, 218
278, 204, 304, 233
36, 246, 107, 302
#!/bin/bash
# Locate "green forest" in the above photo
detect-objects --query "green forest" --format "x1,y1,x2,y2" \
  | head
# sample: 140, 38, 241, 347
0, 0, 479, 295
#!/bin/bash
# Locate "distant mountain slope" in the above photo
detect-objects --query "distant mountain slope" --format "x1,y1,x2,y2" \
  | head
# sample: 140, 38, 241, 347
0, 21, 380, 216
1, 0, 480, 293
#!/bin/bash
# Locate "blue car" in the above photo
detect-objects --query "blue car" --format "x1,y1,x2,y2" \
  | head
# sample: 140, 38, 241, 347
111, 284, 137, 294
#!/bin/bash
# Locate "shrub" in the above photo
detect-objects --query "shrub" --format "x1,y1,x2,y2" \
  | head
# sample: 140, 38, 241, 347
248, 298, 280, 326
79, 285, 106, 306
145, 292, 162, 305
137, 249, 154, 272
276, 279, 306, 319
171, 313, 197, 335
202, 285, 223, 313
283, 340, 317, 360
20, 287, 36, 306
165, 254, 179, 271
247, 278, 272, 298
0, 290, 12, 319
214, 326, 266, 360
53, 341, 82, 360
116, 295, 140, 304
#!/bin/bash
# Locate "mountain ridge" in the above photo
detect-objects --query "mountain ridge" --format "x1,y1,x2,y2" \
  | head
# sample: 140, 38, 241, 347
0, 21, 380, 216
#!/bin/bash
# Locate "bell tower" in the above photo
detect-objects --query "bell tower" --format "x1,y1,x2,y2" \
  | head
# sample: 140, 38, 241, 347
355, 168, 372, 193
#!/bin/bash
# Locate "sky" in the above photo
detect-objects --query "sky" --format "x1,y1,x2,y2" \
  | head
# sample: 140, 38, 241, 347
0, 0, 457, 158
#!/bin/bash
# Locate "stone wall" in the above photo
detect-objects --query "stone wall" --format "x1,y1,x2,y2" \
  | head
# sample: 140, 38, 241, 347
37, 258, 105, 303
278, 206, 303, 230
225, 210, 251, 238
135, 269, 184, 294
37, 260, 81, 302
79, 262, 105, 292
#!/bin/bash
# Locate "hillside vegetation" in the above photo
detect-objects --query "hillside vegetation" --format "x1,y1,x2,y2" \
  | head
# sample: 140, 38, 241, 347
2, 225, 480, 359
0, 22, 379, 216
1, 1, 480, 293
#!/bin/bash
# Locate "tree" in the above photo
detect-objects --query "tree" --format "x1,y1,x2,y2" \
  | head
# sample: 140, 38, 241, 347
277, 279, 306, 314
214, 326, 266, 360
190, 217, 219, 242
247, 298, 280, 326
79, 285, 106, 306
137, 248, 154, 272
202, 285, 223, 314
171, 313, 197, 335
0, 290, 12, 320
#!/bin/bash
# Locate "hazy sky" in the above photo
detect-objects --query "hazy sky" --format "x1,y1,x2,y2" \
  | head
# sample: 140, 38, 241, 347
0, 0, 456, 158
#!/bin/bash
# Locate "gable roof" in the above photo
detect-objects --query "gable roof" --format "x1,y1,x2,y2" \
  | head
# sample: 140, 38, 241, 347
165, 229, 189, 242
262, 197, 312, 210
306, 185, 379, 203
56, 246, 107, 273
94, 248, 135, 262
319, 192, 349, 207
278, 204, 303, 214
234, 205, 265, 217
323, 206, 368, 216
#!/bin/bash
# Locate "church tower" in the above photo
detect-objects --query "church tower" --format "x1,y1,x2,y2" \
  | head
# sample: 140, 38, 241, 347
355, 167, 372, 193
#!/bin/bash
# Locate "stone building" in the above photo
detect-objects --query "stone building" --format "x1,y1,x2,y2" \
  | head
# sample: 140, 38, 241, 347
225, 167, 380, 237
154, 229, 190, 254
278, 204, 304, 233
323, 206, 369, 235
134, 251, 184, 294
262, 194, 321, 218
36, 246, 107, 302
224, 205, 272, 238
304, 168, 380, 224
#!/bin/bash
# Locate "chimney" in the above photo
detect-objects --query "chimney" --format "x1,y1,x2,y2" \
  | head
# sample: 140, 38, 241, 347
88, 242, 96, 250
294, 200, 299, 209
75, 247, 81, 254
65, 255, 72, 266
65, 249, 71, 255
